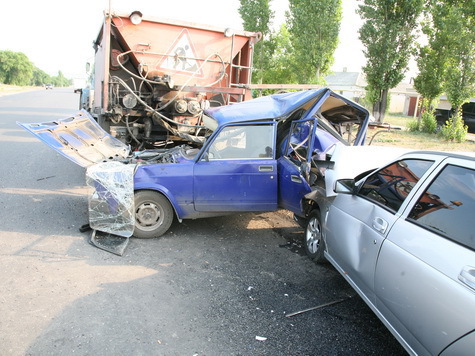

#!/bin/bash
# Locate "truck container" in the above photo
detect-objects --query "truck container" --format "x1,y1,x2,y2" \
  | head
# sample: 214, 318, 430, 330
82, 10, 260, 149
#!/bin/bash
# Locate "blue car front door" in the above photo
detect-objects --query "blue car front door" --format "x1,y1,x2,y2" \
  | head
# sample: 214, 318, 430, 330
278, 118, 317, 214
193, 123, 278, 212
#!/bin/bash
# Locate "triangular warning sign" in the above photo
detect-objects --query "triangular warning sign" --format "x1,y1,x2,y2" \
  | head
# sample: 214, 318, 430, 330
159, 29, 203, 77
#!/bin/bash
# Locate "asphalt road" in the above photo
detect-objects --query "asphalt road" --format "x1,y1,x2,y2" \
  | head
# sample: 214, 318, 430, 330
0, 88, 406, 355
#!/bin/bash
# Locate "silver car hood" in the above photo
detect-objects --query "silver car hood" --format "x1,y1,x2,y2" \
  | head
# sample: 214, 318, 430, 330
324, 144, 412, 197
18, 110, 130, 167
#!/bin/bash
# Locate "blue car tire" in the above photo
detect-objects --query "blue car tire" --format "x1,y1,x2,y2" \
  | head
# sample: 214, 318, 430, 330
134, 190, 174, 238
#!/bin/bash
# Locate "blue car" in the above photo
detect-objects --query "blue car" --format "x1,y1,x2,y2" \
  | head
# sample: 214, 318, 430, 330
19, 88, 371, 238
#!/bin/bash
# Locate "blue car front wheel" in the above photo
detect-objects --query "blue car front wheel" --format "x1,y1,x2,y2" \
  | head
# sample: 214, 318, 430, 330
134, 190, 174, 238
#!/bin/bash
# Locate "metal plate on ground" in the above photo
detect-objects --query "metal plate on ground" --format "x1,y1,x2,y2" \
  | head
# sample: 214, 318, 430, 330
89, 229, 130, 256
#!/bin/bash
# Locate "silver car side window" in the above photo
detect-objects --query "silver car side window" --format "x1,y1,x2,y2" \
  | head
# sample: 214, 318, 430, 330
358, 159, 434, 213
408, 164, 475, 250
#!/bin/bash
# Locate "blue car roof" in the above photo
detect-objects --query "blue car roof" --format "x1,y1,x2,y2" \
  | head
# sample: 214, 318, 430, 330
205, 88, 327, 126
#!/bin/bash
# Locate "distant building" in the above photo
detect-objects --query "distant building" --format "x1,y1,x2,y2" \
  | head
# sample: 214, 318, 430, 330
325, 69, 366, 102
389, 81, 420, 117
326, 70, 420, 116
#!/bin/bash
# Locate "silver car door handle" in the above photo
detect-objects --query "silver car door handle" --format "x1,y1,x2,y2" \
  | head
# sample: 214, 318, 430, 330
458, 266, 475, 291
291, 175, 302, 183
372, 217, 388, 234
259, 165, 274, 172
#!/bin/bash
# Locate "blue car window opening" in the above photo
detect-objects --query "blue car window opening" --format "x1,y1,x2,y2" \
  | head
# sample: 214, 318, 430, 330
207, 124, 275, 160
287, 119, 316, 163
316, 113, 351, 145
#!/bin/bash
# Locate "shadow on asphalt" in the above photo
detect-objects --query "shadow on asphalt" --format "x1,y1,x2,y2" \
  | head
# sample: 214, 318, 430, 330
23, 212, 406, 355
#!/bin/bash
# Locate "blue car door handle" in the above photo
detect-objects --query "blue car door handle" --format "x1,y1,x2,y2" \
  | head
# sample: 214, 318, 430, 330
291, 175, 302, 183
458, 266, 475, 291
259, 165, 274, 172
372, 217, 388, 234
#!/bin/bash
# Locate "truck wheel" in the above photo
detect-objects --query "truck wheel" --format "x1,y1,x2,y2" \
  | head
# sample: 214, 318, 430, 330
304, 210, 326, 263
134, 190, 174, 238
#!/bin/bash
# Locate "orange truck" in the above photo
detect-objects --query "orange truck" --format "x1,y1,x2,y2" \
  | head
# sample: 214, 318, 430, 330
80, 10, 261, 149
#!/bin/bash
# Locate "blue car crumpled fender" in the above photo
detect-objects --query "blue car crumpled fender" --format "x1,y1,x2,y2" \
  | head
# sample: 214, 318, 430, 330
86, 162, 136, 237
18, 110, 137, 237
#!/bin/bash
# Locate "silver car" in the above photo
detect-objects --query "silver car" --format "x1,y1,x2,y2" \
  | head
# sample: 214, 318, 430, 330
305, 151, 475, 355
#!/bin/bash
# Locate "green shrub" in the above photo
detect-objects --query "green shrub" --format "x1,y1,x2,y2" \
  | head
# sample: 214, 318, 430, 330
407, 119, 420, 132
439, 111, 467, 142
420, 110, 438, 133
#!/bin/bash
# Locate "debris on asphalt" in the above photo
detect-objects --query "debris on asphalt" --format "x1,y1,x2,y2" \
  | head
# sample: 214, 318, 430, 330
79, 224, 92, 233
88, 229, 130, 256
285, 295, 354, 318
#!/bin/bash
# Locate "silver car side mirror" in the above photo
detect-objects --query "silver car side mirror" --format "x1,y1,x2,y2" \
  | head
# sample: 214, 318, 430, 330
334, 178, 356, 194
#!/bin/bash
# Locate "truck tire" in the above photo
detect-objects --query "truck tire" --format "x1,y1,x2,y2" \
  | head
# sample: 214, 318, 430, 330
134, 190, 174, 238
304, 210, 326, 263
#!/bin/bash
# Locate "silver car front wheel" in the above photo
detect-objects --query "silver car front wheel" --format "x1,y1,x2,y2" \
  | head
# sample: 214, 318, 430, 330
305, 210, 326, 263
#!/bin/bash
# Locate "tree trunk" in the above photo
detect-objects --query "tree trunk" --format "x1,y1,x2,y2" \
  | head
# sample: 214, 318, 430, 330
380, 89, 388, 121
372, 102, 381, 123
372, 89, 389, 123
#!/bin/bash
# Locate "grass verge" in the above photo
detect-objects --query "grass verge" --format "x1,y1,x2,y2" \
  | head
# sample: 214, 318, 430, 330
0, 84, 40, 97
369, 114, 475, 152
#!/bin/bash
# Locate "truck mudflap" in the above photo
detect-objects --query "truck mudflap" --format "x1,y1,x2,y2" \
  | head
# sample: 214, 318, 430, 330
17, 110, 130, 167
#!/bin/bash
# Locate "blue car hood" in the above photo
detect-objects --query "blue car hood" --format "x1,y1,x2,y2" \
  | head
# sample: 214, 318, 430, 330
18, 110, 130, 167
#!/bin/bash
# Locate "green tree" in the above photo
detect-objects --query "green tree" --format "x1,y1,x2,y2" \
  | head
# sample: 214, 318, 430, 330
413, 4, 448, 110
51, 71, 71, 87
264, 24, 298, 85
417, 1, 475, 112
358, 0, 424, 122
0, 50, 34, 85
436, 1, 474, 142
287, 0, 342, 83
413, 46, 445, 112
31, 67, 51, 86
439, 3, 475, 112
239, 0, 274, 84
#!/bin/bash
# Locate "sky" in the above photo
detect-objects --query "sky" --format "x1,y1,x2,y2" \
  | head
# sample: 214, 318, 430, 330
0, 0, 365, 79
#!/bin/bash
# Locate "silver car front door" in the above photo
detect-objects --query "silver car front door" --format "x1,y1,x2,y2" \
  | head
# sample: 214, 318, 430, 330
325, 158, 435, 304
